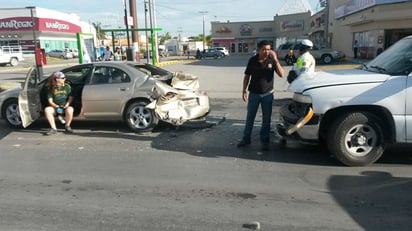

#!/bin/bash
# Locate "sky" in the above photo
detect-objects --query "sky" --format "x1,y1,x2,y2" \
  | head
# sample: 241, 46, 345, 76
1, 0, 323, 38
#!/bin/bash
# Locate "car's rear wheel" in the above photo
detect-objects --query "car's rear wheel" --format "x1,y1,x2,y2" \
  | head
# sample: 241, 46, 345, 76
321, 54, 333, 64
327, 112, 385, 166
10, 58, 18, 66
125, 100, 158, 132
2, 98, 23, 128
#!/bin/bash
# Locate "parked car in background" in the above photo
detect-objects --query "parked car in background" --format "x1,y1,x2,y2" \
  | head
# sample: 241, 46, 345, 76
46, 49, 73, 59
65, 48, 79, 58
214, 47, 229, 56
0, 62, 210, 133
144, 48, 169, 58
158, 48, 169, 57
277, 35, 412, 166
276, 42, 345, 64
202, 48, 224, 59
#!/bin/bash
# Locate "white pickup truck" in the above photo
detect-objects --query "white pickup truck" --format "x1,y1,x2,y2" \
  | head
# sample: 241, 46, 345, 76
0, 45, 24, 67
277, 35, 412, 166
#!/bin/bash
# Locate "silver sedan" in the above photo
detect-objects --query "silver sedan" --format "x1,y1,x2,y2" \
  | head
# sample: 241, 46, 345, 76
0, 62, 210, 132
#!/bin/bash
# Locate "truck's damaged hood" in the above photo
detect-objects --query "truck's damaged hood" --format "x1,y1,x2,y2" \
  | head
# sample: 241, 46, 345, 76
289, 68, 390, 93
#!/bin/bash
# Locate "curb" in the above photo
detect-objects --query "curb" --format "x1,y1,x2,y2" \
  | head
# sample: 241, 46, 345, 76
0, 81, 21, 92
158, 59, 197, 67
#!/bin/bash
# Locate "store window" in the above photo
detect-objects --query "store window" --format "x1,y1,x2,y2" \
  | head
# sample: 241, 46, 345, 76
237, 43, 249, 53
243, 43, 249, 53
231, 43, 236, 53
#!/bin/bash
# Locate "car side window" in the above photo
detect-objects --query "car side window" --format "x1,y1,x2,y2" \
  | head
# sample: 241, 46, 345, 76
91, 67, 111, 84
91, 67, 131, 84
108, 68, 131, 83
64, 67, 90, 84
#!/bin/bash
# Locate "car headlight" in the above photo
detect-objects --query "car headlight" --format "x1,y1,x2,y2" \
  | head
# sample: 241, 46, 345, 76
293, 93, 312, 104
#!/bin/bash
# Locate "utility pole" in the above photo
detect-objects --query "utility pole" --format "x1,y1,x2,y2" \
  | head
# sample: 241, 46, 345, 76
323, 0, 330, 48
152, 0, 159, 63
122, 0, 130, 48
144, 0, 150, 63
129, 0, 139, 61
199, 11, 208, 52
177, 27, 183, 42
148, 0, 154, 63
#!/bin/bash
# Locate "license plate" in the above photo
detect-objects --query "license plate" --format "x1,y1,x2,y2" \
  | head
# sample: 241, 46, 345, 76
182, 98, 198, 106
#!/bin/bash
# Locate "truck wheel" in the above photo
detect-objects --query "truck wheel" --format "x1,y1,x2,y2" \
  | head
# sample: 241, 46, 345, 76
321, 54, 333, 64
10, 58, 18, 66
2, 98, 23, 128
327, 112, 385, 166
125, 100, 158, 132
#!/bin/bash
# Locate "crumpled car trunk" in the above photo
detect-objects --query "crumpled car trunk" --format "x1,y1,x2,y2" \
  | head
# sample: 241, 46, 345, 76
147, 72, 210, 125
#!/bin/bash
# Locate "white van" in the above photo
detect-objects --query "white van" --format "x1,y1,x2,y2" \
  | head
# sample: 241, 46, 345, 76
0, 46, 24, 66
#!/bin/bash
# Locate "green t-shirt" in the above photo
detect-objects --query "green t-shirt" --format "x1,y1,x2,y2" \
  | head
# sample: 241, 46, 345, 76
47, 84, 72, 106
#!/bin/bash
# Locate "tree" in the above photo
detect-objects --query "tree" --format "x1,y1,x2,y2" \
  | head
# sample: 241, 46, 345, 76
92, 22, 107, 40
191, 34, 212, 47
159, 32, 172, 45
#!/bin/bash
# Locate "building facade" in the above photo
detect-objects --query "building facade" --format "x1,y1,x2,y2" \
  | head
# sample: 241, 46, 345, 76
211, 21, 276, 54
211, 0, 412, 59
0, 7, 96, 53
328, 0, 412, 59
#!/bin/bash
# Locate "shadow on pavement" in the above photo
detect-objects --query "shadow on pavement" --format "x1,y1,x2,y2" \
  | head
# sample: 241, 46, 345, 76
328, 171, 412, 230
1, 100, 411, 167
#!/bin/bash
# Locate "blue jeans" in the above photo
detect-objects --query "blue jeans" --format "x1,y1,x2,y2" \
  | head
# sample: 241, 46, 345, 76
242, 92, 273, 144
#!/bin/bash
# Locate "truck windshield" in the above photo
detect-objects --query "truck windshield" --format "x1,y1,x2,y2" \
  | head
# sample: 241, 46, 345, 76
365, 37, 412, 75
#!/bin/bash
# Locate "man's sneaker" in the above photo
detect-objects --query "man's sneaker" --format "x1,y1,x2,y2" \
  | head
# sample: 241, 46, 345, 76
65, 126, 74, 134
45, 128, 57, 136
237, 140, 251, 148
57, 115, 66, 124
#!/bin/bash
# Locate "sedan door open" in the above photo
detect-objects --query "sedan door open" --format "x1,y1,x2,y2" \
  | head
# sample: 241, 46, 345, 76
18, 67, 42, 128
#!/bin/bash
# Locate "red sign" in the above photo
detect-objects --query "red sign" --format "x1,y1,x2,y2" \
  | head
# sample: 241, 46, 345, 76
0, 17, 81, 33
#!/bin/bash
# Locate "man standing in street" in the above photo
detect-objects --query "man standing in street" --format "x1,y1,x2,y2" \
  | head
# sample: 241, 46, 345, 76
237, 40, 285, 151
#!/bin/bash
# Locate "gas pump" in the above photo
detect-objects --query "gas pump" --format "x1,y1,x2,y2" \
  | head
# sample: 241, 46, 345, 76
34, 48, 47, 79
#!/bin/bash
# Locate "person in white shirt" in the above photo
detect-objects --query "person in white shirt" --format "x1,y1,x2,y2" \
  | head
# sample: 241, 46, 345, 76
102, 46, 113, 61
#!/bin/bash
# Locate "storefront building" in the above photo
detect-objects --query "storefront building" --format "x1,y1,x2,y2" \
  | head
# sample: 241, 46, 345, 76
210, 11, 312, 54
211, 21, 276, 54
274, 11, 312, 45
0, 7, 96, 53
211, 0, 412, 59
328, 0, 412, 59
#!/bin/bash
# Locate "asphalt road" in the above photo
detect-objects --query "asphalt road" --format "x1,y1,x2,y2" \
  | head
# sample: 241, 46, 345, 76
0, 55, 411, 231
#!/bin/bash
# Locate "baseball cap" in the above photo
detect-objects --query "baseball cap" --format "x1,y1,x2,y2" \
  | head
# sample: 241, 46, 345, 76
53, 71, 65, 78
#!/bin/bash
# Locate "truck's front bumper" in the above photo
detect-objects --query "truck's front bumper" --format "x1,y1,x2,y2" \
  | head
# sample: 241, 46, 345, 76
277, 102, 320, 142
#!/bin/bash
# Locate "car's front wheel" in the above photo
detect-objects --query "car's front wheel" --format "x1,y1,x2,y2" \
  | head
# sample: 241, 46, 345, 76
321, 54, 333, 64
327, 112, 385, 166
125, 100, 158, 132
2, 98, 23, 128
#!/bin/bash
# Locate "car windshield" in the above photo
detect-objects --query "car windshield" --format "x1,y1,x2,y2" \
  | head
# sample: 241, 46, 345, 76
365, 37, 412, 75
